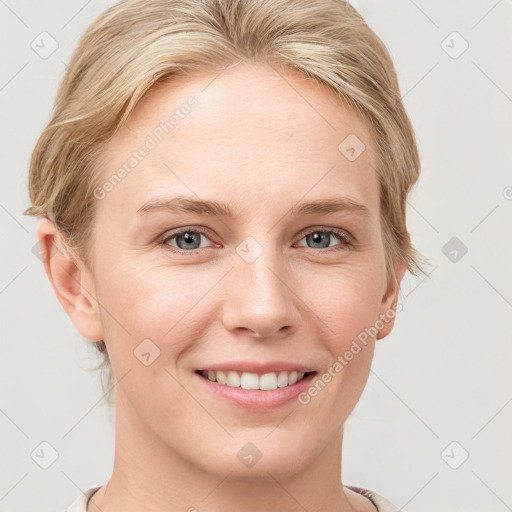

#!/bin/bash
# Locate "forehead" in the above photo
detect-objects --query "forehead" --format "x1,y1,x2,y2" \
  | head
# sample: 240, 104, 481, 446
95, 61, 379, 220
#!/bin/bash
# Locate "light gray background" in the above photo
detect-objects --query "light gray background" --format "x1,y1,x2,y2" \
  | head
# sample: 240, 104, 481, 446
1, 0, 511, 511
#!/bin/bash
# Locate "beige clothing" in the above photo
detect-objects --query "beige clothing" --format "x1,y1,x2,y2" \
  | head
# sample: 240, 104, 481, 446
65, 484, 403, 511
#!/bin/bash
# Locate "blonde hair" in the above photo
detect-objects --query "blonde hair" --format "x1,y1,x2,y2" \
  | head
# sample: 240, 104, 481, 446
24, 0, 426, 401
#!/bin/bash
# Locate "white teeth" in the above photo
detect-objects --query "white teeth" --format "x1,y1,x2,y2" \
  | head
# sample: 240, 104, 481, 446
259, 372, 278, 390
201, 369, 310, 390
226, 371, 241, 387
240, 372, 259, 389
277, 371, 289, 388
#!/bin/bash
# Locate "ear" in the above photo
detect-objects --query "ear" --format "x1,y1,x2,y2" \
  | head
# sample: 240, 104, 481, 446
36, 217, 104, 342
376, 256, 407, 340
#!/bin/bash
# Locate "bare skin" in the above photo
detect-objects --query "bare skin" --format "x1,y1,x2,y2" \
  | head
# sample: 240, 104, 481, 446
38, 60, 405, 512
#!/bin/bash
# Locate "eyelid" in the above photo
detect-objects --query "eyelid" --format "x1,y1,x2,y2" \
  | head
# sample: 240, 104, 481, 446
295, 225, 355, 244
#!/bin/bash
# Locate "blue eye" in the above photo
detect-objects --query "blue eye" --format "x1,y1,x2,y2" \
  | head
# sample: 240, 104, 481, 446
296, 229, 353, 251
161, 228, 212, 252
159, 227, 354, 254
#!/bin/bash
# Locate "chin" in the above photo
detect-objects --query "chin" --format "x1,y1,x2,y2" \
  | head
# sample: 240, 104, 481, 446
188, 435, 315, 482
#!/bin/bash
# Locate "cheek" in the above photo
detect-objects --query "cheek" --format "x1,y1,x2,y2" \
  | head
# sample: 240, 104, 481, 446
304, 265, 384, 345
295, 272, 380, 424
301, 267, 383, 414
95, 261, 214, 365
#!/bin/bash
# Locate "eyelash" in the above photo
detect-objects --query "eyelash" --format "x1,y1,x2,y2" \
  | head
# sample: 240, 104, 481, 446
158, 226, 355, 254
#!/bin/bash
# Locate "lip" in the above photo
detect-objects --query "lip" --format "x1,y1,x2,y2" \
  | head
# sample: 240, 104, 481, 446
196, 361, 316, 373
194, 369, 317, 411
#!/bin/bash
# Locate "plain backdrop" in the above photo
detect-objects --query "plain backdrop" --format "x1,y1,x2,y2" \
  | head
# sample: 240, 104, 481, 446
1, 1, 511, 511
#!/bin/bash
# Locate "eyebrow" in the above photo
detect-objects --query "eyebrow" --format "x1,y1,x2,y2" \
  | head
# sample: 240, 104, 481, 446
137, 195, 370, 218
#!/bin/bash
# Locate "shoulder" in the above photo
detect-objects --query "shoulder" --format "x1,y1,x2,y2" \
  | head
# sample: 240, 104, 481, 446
63, 487, 101, 512
345, 485, 404, 512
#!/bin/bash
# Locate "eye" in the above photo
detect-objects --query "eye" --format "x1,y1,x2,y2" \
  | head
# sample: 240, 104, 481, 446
158, 226, 354, 254
160, 228, 215, 252
295, 228, 354, 251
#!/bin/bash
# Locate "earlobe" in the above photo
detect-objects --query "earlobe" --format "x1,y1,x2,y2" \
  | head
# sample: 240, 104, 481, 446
36, 218, 104, 342
376, 256, 407, 340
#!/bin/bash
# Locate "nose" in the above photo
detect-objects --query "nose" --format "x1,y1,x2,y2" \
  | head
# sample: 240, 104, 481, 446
221, 247, 300, 339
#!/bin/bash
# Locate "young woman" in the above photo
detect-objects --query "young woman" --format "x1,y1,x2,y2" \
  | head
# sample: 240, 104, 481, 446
25, 1, 425, 510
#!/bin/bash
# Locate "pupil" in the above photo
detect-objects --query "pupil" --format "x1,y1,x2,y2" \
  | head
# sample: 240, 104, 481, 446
308, 232, 329, 249
179, 232, 200, 249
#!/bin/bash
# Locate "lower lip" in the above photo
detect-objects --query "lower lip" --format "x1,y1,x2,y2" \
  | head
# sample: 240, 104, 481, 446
194, 371, 317, 411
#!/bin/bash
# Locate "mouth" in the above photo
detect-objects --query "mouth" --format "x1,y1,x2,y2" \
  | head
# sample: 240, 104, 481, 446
194, 368, 318, 411
195, 369, 316, 390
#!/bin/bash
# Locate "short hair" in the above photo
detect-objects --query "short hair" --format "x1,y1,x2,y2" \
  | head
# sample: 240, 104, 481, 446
24, 0, 427, 398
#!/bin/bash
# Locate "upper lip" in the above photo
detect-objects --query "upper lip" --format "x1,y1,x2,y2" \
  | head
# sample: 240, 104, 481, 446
196, 361, 316, 374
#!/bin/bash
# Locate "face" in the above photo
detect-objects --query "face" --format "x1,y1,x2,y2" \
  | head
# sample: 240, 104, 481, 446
60, 61, 403, 480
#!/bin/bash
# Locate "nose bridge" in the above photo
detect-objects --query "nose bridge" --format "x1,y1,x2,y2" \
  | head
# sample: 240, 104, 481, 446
222, 233, 298, 337
239, 238, 285, 295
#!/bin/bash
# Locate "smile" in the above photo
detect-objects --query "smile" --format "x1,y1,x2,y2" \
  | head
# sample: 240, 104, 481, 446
194, 368, 318, 411
197, 369, 315, 390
